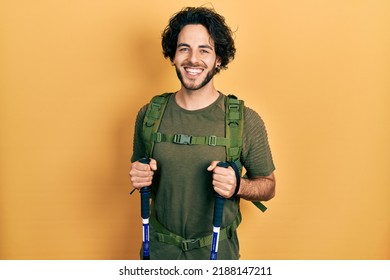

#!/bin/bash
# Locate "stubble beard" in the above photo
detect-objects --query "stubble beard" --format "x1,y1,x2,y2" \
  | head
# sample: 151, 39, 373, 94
175, 62, 217, 91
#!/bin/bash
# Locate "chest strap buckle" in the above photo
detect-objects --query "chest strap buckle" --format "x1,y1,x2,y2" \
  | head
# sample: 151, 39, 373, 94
181, 238, 201, 251
173, 134, 192, 145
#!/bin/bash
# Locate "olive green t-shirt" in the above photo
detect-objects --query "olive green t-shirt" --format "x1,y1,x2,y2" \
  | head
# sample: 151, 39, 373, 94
131, 92, 275, 260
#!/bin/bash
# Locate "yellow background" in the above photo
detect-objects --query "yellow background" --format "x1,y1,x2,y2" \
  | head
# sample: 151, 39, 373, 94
1, 0, 389, 260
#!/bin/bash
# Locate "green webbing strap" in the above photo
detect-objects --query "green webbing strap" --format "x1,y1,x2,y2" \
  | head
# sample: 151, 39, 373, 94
225, 95, 244, 163
142, 93, 172, 157
150, 212, 242, 252
252, 201, 267, 212
151, 133, 229, 146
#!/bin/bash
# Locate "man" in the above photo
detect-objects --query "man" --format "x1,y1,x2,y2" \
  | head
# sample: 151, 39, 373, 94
130, 6, 275, 260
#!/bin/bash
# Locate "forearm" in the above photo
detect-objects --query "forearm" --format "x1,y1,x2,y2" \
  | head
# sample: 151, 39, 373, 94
237, 174, 275, 201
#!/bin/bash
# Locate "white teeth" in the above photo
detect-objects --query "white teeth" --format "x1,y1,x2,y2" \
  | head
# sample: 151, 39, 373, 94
185, 68, 202, 74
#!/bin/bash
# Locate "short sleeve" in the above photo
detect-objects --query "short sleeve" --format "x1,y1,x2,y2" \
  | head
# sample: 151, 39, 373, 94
241, 107, 275, 177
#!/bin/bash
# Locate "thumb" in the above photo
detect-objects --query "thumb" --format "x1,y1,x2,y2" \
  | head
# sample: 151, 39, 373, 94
149, 158, 158, 171
207, 161, 220, 171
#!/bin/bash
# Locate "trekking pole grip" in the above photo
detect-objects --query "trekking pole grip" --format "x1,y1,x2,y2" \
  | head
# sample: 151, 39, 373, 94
139, 157, 151, 219
213, 161, 230, 226
213, 196, 225, 227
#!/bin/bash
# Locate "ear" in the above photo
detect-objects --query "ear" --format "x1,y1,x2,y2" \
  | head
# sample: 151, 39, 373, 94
216, 56, 222, 66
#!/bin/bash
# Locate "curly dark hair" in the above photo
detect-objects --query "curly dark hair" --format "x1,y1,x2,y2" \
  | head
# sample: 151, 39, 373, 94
161, 7, 236, 72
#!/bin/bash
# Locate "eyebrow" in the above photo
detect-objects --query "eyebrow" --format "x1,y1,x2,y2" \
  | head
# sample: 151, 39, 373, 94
177, 43, 214, 50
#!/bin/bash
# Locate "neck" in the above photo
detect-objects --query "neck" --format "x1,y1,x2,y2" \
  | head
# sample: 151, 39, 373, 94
176, 83, 219, 111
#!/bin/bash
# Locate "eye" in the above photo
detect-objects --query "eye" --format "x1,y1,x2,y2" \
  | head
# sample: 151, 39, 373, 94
200, 49, 210, 54
178, 47, 189, 52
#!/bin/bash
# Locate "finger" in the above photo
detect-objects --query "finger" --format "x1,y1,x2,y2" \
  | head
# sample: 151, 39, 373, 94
129, 168, 153, 180
212, 183, 233, 198
149, 158, 158, 171
207, 161, 220, 171
132, 181, 153, 189
213, 176, 236, 195
132, 161, 151, 171
129, 160, 154, 190
213, 173, 236, 186
213, 166, 234, 179
130, 175, 153, 188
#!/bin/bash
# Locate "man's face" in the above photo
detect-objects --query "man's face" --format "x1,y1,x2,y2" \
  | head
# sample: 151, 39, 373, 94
173, 24, 221, 91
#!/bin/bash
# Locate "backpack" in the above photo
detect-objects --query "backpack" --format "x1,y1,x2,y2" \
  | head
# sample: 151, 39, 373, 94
142, 92, 267, 212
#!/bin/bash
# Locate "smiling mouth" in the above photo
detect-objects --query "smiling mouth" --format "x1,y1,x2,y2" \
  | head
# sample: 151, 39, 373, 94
184, 67, 204, 75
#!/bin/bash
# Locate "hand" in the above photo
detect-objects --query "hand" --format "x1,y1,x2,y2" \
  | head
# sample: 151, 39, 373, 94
207, 161, 237, 198
129, 158, 157, 189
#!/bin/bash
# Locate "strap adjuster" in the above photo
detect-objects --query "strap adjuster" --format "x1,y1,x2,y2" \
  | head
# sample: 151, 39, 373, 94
173, 134, 192, 145
154, 132, 162, 143
228, 104, 239, 110
208, 135, 217, 146
181, 238, 201, 251
150, 102, 161, 110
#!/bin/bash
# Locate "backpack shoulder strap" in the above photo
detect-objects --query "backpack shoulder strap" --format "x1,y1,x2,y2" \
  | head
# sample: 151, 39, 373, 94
225, 94, 244, 163
226, 94, 267, 213
142, 92, 172, 158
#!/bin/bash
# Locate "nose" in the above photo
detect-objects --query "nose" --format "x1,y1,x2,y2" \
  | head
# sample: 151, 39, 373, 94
188, 50, 199, 64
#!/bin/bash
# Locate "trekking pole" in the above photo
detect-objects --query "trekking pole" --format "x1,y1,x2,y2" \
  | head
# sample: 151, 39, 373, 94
138, 157, 151, 260
210, 161, 230, 260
